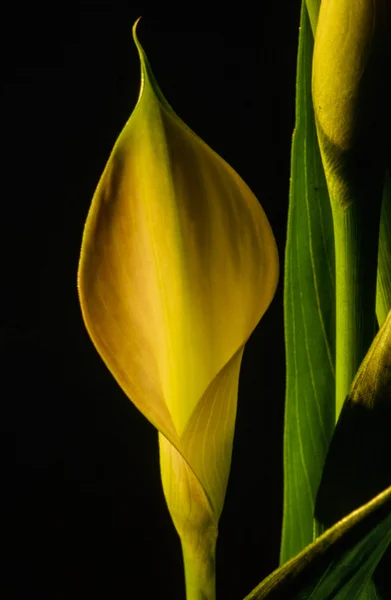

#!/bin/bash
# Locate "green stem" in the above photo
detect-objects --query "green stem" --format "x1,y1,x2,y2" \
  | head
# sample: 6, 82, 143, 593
333, 203, 379, 420
181, 540, 216, 600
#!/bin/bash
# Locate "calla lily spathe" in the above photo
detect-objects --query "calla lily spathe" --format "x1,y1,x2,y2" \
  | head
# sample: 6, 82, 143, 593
312, 0, 391, 210
312, 0, 391, 417
78, 19, 279, 598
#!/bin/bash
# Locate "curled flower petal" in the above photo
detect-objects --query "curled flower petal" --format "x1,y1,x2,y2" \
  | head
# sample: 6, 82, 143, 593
78, 18, 279, 598
312, 0, 391, 209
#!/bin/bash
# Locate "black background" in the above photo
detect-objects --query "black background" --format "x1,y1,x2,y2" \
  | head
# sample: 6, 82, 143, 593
2, 2, 301, 598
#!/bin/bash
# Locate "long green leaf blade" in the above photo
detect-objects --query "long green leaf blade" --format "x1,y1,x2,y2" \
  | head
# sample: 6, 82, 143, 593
250, 302, 391, 599
243, 485, 391, 599
315, 309, 391, 598
281, 0, 336, 563
315, 309, 391, 528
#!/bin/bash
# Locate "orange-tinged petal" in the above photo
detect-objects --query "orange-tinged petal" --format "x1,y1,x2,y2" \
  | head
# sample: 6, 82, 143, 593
181, 346, 245, 519
78, 21, 279, 597
78, 22, 278, 442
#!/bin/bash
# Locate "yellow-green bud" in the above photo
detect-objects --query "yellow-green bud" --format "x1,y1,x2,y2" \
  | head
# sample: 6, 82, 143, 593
313, 0, 391, 209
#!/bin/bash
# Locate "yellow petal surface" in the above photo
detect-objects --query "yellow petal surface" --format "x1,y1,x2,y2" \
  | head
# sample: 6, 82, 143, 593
181, 346, 244, 518
78, 22, 278, 448
78, 23, 279, 596
312, 0, 391, 209
159, 432, 218, 599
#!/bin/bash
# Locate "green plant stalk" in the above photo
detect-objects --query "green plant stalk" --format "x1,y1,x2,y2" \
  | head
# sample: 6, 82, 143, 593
181, 541, 216, 600
312, 0, 390, 421
332, 202, 379, 420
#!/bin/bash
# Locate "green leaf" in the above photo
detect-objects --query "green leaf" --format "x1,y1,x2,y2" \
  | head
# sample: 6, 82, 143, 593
279, 0, 391, 592
280, 0, 336, 564
281, 0, 391, 565
305, 0, 320, 31
315, 309, 391, 528
315, 309, 391, 597
251, 304, 391, 600
243, 485, 391, 599
377, 171, 391, 326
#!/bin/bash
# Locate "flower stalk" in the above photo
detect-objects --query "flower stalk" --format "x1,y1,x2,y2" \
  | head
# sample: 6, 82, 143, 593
312, 0, 391, 418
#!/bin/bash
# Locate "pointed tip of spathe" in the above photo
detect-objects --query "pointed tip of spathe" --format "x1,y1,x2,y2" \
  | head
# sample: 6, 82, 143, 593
132, 16, 149, 102
131, 17, 175, 114
132, 17, 144, 59
132, 17, 142, 44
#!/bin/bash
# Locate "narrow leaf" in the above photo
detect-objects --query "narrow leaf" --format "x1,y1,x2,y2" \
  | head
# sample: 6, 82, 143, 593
315, 309, 391, 527
315, 309, 391, 597
305, 0, 320, 31
377, 171, 391, 326
280, 0, 335, 564
244, 485, 391, 599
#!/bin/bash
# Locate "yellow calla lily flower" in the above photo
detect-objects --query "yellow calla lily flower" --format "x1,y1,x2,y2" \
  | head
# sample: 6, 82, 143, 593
78, 19, 279, 599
